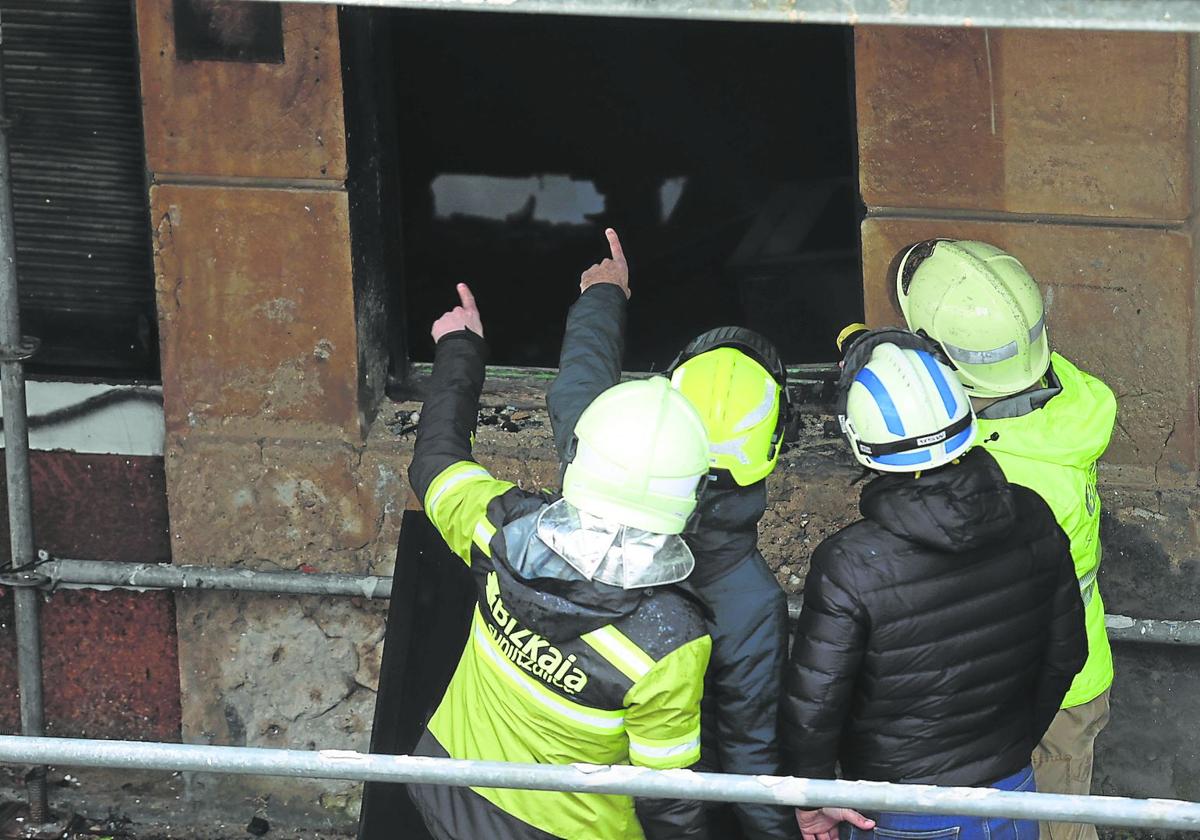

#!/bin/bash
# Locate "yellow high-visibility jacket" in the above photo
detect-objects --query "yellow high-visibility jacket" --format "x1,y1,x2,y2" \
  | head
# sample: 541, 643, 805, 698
977, 352, 1116, 709
407, 329, 711, 840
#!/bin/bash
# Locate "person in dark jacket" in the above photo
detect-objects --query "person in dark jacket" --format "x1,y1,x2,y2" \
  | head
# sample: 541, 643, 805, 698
546, 229, 794, 840
408, 283, 714, 840
783, 329, 1087, 840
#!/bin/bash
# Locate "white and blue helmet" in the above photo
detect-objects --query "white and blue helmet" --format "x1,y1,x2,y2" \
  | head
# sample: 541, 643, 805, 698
839, 339, 976, 473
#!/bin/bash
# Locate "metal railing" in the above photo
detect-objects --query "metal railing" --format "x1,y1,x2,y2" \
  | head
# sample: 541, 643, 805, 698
1, 736, 1199, 832
0, 45, 47, 823
244, 0, 1200, 33
24, 557, 1200, 647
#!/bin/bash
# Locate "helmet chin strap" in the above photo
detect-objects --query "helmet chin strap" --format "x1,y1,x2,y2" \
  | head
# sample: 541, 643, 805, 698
852, 411, 974, 458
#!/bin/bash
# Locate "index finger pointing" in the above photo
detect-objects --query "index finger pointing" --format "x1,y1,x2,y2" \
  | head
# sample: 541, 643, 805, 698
605, 228, 625, 264
456, 282, 477, 311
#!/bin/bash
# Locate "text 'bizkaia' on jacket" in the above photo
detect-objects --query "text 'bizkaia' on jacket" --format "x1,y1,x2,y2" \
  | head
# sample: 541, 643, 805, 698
407, 329, 711, 840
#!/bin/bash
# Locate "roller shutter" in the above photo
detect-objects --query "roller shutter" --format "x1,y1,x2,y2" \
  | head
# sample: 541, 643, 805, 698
2, 0, 156, 379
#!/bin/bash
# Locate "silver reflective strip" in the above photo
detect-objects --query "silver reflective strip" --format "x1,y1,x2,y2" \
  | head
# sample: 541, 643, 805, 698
1029, 312, 1046, 344
732, 378, 777, 433
941, 337, 1019, 366
426, 467, 489, 518
1079, 569, 1098, 608
629, 734, 701, 761
708, 436, 751, 465
646, 473, 702, 498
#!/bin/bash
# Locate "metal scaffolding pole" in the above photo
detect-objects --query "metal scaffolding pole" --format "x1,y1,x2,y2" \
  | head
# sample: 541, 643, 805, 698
236, 0, 1200, 33
1104, 613, 1200, 646
1, 736, 1199, 831
782, 598, 1200, 647
39, 558, 393, 599
0, 33, 47, 824
32, 558, 1200, 646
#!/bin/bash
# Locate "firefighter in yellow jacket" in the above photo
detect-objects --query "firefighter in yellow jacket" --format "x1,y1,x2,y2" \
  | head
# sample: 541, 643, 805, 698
894, 239, 1117, 840
406, 283, 713, 840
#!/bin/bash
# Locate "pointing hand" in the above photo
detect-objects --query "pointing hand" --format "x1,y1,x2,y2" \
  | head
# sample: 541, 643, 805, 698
431, 283, 484, 342
579, 228, 630, 300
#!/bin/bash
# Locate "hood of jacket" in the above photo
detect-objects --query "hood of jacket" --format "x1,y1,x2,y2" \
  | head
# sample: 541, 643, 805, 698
976, 352, 1116, 468
685, 479, 766, 586
490, 509, 646, 643
858, 448, 1017, 553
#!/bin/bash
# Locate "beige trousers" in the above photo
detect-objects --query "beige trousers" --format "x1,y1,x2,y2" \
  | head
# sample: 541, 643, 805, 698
1032, 689, 1112, 840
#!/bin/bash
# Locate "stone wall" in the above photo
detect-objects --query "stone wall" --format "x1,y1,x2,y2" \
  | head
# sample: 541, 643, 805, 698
854, 26, 1200, 819
135, 0, 394, 827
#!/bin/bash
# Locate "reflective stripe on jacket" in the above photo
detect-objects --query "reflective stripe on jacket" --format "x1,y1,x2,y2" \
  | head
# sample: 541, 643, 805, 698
409, 332, 711, 840
976, 352, 1116, 708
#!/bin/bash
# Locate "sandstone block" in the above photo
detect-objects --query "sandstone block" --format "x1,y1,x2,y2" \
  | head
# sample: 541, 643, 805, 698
136, 0, 346, 181
855, 27, 1190, 220
152, 184, 361, 441
164, 436, 407, 573
176, 592, 386, 826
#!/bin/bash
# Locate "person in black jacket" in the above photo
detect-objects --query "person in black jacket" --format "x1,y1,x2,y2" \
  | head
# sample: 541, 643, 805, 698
783, 329, 1087, 840
547, 229, 794, 840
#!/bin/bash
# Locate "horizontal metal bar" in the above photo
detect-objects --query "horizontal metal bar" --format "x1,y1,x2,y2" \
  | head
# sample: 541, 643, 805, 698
42, 559, 392, 599
240, 0, 1200, 33
2, 736, 1200, 830
43, 560, 1200, 646
1104, 614, 1200, 645
785, 598, 1200, 647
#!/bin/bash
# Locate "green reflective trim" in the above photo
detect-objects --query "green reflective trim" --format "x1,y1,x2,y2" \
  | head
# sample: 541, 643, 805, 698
425, 461, 490, 519
422, 461, 514, 565
472, 518, 497, 557
623, 635, 710, 770
628, 727, 702, 769
581, 625, 656, 683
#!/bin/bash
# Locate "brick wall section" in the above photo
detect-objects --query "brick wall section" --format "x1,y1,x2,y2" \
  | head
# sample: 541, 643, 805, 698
0, 453, 179, 741
855, 26, 1200, 811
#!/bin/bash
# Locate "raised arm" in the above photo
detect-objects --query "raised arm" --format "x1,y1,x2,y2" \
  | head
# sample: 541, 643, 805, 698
547, 228, 631, 462
408, 284, 516, 564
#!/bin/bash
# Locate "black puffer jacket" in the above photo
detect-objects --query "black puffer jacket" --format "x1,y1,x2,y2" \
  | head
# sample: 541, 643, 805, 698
782, 448, 1086, 787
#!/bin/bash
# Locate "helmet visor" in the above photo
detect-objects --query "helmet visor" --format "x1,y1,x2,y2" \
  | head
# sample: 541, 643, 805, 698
536, 499, 696, 589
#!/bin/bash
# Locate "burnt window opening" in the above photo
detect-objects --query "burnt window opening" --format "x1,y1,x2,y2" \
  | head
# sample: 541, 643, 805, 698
383, 10, 862, 375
